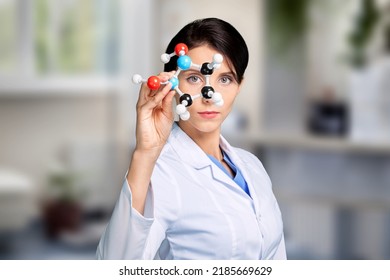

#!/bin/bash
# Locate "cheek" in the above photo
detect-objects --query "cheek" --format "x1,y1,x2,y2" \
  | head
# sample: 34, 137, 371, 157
220, 88, 239, 106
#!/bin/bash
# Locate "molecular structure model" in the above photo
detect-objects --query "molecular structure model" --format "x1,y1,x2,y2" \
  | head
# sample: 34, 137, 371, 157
132, 43, 224, 120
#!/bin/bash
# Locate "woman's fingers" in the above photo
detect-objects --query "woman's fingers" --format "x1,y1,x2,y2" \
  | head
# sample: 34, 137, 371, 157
142, 82, 174, 111
136, 72, 175, 108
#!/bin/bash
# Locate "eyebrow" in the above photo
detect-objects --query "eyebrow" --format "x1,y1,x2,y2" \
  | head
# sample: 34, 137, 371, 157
218, 71, 236, 76
180, 70, 202, 76
182, 70, 236, 76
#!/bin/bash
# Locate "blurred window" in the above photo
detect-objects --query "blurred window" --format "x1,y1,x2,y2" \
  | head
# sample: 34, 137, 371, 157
0, 0, 120, 78
35, 0, 120, 76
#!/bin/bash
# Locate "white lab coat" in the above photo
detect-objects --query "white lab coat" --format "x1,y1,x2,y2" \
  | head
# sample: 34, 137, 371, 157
97, 123, 286, 260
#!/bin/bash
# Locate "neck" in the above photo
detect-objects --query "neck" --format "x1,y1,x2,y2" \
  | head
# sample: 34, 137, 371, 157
178, 123, 222, 160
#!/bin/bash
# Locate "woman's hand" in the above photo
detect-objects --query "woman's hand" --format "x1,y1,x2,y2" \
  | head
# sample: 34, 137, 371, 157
127, 72, 176, 214
134, 72, 176, 158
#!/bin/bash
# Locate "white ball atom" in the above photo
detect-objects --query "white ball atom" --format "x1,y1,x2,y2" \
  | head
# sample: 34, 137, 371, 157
161, 53, 170, 64
176, 104, 187, 115
212, 92, 222, 103
180, 111, 190, 121
132, 74, 143, 84
213, 53, 223, 64
215, 100, 224, 107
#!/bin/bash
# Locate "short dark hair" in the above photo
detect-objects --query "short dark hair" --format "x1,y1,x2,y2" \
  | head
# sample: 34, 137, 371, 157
163, 18, 249, 84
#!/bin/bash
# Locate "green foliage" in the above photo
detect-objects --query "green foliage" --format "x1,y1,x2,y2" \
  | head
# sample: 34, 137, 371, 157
47, 169, 85, 203
347, 0, 380, 68
35, 0, 49, 73
266, 0, 311, 53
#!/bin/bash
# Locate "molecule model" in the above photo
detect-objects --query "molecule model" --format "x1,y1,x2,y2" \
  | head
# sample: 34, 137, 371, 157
132, 43, 224, 121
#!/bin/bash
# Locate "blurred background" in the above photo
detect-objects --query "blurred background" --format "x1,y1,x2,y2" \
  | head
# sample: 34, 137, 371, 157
0, 0, 389, 260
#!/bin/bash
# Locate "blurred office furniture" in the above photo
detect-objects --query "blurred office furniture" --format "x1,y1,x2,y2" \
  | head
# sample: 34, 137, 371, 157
307, 88, 349, 137
251, 133, 390, 259
0, 169, 35, 255
0, 169, 34, 232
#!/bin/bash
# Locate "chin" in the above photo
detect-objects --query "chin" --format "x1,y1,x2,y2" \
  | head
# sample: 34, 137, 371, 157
180, 118, 223, 135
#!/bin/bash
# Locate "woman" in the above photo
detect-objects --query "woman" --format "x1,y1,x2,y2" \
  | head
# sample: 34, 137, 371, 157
97, 18, 286, 260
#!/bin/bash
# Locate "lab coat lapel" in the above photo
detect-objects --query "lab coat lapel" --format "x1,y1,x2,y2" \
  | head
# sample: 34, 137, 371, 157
208, 160, 237, 186
168, 124, 241, 188
168, 123, 212, 169
219, 136, 255, 186
219, 136, 260, 208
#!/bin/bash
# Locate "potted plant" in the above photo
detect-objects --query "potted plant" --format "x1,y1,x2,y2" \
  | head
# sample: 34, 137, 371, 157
42, 165, 85, 239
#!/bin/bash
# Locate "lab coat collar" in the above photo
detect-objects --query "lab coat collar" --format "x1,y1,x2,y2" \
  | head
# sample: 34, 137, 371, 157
168, 123, 215, 169
168, 123, 255, 199
167, 123, 259, 226
169, 123, 242, 168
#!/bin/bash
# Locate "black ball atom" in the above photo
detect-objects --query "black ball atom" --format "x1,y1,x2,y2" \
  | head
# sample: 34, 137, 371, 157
200, 62, 214, 75
201, 86, 214, 99
180, 94, 193, 107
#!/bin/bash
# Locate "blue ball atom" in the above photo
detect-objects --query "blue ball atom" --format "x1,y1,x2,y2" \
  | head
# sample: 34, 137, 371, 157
177, 55, 192, 70
169, 76, 179, 89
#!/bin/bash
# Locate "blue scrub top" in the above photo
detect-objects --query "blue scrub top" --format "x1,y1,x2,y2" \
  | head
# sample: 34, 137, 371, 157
207, 149, 250, 197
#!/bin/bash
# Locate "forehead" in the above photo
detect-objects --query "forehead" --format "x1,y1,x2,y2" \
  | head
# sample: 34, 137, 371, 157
187, 45, 232, 73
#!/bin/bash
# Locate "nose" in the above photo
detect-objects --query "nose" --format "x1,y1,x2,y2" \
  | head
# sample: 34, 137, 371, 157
202, 97, 212, 104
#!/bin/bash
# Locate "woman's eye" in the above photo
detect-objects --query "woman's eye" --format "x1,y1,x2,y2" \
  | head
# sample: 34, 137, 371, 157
187, 75, 202, 84
220, 76, 233, 84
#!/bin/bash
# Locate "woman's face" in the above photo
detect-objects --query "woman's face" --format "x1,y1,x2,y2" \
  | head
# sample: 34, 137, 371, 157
177, 45, 242, 136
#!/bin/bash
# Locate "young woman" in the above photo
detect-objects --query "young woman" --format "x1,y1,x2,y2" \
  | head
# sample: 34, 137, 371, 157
97, 18, 286, 260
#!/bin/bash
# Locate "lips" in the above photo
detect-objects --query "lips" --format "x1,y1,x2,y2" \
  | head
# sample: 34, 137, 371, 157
198, 111, 220, 119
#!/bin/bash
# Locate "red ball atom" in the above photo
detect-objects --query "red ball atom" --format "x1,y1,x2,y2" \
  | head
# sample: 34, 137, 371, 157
174, 43, 188, 56
147, 76, 161, 90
